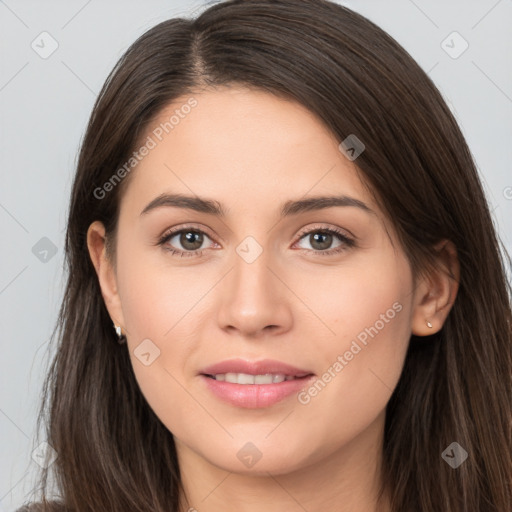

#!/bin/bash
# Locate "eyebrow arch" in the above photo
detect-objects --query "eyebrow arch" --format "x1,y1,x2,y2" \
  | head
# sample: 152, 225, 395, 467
281, 195, 375, 216
139, 193, 375, 217
140, 193, 225, 217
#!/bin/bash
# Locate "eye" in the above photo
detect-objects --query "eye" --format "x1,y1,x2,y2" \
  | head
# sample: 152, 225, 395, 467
157, 224, 356, 258
157, 225, 217, 257
294, 225, 356, 256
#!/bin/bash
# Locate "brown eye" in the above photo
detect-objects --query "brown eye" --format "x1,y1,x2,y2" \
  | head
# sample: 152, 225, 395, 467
294, 226, 356, 256
179, 231, 204, 251
309, 232, 334, 251
158, 227, 216, 257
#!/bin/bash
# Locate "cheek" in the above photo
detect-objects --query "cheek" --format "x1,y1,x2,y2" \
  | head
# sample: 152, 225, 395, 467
116, 242, 210, 341
292, 251, 412, 421
295, 248, 410, 349
115, 249, 215, 423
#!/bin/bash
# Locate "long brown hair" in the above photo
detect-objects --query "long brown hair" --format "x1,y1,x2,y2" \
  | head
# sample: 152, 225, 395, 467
23, 0, 512, 510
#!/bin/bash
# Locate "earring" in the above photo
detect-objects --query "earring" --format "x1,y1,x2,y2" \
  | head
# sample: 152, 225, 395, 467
113, 322, 126, 344
426, 320, 433, 328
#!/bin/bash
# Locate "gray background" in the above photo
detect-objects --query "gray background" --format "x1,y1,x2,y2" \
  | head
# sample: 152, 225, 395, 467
1, 0, 511, 510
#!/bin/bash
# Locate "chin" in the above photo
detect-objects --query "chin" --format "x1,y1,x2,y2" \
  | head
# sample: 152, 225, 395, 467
197, 437, 317, 476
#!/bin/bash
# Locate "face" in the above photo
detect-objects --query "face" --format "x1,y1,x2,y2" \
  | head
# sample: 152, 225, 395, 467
92, 86, 423, 476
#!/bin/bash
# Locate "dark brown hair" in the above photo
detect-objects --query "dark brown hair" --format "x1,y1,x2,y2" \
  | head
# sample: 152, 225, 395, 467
22, 0, 512, 510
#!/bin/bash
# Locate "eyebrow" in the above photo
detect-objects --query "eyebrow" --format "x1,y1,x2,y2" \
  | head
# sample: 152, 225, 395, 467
139, 193, 375, 217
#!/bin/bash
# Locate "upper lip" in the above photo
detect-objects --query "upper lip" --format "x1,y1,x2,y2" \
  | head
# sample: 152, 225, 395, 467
199, 358, 315, 377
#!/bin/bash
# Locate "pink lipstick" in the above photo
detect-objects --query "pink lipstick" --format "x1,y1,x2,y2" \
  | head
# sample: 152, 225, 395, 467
199, 358, 315, 408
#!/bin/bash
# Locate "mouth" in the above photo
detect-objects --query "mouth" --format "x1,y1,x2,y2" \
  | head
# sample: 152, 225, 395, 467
198, 359, 316, 408
202, 372, 313, 384
199, 358, 314, 380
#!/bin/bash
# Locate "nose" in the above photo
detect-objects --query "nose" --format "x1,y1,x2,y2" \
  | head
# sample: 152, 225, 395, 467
216, 247, 293, 339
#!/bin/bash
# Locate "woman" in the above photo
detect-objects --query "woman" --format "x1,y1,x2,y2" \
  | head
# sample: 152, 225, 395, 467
20, 0, 512, 510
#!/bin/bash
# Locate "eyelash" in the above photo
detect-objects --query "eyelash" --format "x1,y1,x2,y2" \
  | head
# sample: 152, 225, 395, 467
157, 224, 356, 258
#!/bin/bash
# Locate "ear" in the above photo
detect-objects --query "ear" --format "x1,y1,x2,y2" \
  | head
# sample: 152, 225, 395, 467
87, 220, 126, 331
411, 239, 460, 336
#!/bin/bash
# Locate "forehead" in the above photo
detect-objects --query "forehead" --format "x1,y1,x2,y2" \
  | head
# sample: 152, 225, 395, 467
121, 86, 377, 219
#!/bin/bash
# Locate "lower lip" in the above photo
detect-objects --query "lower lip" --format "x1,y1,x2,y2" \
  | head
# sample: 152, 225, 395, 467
200, 374, 315, 408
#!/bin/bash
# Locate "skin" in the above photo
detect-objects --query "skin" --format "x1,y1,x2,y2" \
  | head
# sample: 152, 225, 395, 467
87, 86, 459, 512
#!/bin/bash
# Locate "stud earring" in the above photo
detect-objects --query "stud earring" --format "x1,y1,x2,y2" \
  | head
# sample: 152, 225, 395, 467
113, 322, 126, 344
426, 320, 433, 328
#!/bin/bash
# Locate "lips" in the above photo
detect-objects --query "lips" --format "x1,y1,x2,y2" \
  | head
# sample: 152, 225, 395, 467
199, 358, 314, 378
199, 358, 316, 408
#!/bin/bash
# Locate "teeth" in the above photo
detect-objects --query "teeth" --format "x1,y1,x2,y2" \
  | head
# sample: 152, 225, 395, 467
211, 373, 297, 384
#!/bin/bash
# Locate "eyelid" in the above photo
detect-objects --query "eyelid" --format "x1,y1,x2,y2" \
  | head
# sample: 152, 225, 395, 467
158, 222, 218, 243
294, 222, 355, 242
